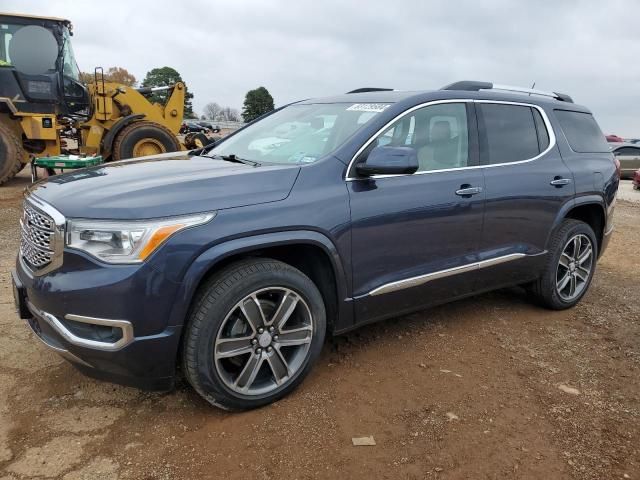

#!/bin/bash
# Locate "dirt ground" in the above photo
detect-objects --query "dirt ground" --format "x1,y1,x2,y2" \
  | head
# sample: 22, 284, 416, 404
0, 170, 638, 480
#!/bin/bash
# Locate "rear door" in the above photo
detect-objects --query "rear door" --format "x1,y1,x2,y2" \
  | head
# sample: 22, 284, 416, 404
474, 101, 574, 289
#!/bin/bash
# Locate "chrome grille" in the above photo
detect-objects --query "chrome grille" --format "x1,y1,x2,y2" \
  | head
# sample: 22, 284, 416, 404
20, 199, 62, 272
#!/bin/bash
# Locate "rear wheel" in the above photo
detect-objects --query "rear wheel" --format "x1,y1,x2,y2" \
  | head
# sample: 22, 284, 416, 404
0, 121, 26, 185
530, 219, 597, 310
182, 259, 326, 410
112, 121, 180, 160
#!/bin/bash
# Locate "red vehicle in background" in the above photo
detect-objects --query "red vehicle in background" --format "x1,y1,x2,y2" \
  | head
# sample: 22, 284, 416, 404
633, 169, 640, 190
607, 134, 624, 142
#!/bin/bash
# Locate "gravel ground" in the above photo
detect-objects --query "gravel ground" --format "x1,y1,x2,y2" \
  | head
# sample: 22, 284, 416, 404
0, 169, 638, 480
618, 180, 639, 204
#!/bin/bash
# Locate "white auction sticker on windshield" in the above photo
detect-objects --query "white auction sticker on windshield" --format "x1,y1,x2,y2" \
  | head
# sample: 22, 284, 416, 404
346, 103, 391, 113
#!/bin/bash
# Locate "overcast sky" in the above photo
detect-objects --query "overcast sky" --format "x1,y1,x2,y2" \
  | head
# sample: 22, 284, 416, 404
3, 0, 639, 136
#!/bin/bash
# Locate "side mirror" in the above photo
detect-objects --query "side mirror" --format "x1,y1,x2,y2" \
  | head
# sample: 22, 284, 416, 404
356, 145, 419, 177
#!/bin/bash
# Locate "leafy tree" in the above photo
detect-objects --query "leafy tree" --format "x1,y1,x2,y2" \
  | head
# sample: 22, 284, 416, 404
79, 71, 93, 85
204, 102, 222, 120
105, 67, 136, 86
220, 107, 241, 122
141, 66, 194, 117
241, 87, 274, 122
78, 66, 136, 86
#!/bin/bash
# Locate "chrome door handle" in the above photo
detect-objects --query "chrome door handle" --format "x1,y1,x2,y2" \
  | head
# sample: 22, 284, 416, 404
550, 178, 572, 186
455, 186, 483, 196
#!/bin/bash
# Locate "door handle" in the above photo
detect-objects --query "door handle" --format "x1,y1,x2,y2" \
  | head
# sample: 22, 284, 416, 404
550, 177, 572, 187
455, 186, 483, 197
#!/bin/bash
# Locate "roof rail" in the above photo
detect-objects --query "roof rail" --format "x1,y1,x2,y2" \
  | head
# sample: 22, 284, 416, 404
346, 87, 394, 94
441, 80, 573, 103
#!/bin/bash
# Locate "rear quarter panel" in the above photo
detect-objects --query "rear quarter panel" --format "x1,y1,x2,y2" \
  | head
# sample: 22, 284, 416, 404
546, 109, 618, 238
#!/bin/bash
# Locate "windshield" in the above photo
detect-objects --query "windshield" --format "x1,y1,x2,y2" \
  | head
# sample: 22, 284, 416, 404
207, 102, 391, 164
61, 28, 80, 81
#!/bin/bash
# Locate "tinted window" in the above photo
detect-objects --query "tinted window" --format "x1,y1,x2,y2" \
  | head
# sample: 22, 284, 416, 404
532, 109, 550, 152
614, 147, 640, 156
478, 104, 540, 164
555, 110, 609, 153
369, 103, 469, 172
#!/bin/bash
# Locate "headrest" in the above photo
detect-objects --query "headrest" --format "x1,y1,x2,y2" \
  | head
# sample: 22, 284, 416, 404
430, 121, 451, 141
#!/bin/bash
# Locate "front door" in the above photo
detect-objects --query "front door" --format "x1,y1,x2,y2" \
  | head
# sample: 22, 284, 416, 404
347, 101, 485, 325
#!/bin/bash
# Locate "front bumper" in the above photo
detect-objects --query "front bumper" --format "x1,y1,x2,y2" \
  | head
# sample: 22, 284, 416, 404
13, 252, 184, 391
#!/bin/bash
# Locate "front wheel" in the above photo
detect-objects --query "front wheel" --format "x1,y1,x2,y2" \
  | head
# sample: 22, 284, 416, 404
530, 219, 597, 310
182, 259, 326, 410
0, 121, 26, 185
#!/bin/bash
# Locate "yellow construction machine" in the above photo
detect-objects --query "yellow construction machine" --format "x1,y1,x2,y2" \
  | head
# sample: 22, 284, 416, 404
0, 13, 199, 185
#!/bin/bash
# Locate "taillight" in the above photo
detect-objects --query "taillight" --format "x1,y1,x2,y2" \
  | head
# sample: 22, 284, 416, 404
614, 157, 621, 178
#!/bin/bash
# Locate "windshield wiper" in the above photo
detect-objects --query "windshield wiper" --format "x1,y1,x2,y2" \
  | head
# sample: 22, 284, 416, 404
209, 154, 261, 167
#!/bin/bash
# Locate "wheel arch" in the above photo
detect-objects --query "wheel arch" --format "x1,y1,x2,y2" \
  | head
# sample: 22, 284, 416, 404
100, 114, 145, 159
169, 230, 352, 341
551, 196, 606, 257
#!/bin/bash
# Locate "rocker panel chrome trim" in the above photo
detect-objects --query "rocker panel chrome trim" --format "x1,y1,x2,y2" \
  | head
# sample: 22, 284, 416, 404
368, 253, 529, 296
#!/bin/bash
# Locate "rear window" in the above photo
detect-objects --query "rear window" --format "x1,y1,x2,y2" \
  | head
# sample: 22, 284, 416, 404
477, 103, 540, 164
554, 110, 609, 153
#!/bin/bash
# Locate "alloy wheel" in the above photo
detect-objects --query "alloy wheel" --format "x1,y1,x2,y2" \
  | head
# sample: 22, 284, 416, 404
556, 233, 594, 301
214, 287, 314, 396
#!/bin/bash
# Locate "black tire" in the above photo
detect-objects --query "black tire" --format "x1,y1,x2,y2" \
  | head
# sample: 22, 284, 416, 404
112, 121, 180, 161
0, 121, 26, 185
530, 219, 598, 310
184, 132, 212, 150
191, 132, 212, 149
182, 259, 326, 410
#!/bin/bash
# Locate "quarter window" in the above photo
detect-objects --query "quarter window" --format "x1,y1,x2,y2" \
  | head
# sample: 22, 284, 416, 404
477, 104, 540, 165
367, 103, 470, 172
554, 110, 609, 153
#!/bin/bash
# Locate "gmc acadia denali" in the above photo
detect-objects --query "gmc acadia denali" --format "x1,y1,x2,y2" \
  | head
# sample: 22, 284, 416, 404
13, 81, 619, 410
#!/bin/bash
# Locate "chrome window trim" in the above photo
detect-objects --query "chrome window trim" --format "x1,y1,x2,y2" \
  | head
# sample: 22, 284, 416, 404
22, 195, 66, 276
368, 252, 535, 296
27, 301, 134, 351
345, 99, 556, 181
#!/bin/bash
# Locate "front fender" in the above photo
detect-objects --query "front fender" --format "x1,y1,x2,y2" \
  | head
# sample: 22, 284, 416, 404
166, 230, 351, 330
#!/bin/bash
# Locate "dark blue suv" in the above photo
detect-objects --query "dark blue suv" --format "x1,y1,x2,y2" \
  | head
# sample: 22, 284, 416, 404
13, 81, 619, 410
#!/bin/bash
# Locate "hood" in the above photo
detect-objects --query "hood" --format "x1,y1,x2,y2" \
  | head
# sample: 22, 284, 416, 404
29, 153, 300, 219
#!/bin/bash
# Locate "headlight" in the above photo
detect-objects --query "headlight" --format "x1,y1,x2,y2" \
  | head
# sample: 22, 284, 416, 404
66, 212, 215, 264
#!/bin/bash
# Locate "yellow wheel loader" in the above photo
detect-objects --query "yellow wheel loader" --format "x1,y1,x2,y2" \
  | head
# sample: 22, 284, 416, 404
0, 13, 193, 185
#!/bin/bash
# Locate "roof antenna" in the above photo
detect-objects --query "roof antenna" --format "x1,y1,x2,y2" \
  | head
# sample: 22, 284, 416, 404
529, 81, 536, 96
